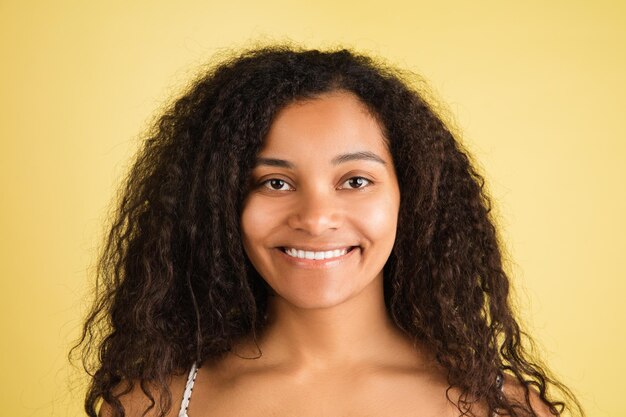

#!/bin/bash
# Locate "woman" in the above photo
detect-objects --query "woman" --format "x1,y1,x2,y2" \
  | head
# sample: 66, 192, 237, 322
74, 46, 584, 417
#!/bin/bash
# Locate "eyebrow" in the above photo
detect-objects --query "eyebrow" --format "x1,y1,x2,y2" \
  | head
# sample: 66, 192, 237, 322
254, 151, 387, 169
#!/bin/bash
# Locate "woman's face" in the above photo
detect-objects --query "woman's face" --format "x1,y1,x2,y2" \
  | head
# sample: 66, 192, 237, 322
240, 90, 400, 310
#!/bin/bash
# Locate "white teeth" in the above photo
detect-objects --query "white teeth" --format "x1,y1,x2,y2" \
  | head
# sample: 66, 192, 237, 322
284, 247, 350, 260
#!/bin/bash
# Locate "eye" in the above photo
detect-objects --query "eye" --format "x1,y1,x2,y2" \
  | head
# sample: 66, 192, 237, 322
258, 176, 372, 191
340, 176, 372, 189
261, 178, 294, 191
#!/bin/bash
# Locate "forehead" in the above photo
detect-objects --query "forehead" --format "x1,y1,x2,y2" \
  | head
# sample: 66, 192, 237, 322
259, 91, 390, 161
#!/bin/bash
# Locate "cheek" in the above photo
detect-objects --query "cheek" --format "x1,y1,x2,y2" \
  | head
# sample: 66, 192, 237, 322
240, 196, 288, 267
240, 198, 269, 252
351, 194, 399, 244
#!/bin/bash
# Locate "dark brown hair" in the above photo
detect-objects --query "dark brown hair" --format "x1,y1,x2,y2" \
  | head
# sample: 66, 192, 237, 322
72, 45, 584, 417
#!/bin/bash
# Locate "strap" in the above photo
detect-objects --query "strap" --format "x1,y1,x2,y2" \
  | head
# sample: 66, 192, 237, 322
178, 362, 199, 417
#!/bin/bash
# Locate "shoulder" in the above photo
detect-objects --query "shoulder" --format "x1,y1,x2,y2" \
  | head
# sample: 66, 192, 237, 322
98, 373, 188, 417
501, 374, 557, 417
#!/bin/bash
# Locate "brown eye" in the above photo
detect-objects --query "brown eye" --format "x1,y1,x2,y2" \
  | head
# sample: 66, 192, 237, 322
262, 179, 293, 191
342, 177, 371, 189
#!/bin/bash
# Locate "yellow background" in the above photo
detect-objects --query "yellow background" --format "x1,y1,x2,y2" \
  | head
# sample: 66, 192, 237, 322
1, 1, 624, 416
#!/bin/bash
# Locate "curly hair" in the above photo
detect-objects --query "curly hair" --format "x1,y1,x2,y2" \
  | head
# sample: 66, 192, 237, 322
71, 45, 584, 417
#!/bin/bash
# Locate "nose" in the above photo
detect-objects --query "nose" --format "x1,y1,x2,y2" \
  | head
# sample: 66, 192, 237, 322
287, 188, 342, 236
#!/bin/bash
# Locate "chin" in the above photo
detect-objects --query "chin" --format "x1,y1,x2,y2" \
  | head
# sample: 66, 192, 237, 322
272, 288, 352, 310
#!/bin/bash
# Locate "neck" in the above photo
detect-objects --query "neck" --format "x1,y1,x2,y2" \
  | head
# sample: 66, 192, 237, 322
235, 275, 423, 372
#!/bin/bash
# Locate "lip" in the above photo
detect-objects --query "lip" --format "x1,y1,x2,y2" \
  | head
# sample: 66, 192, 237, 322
275, 246, 360, 269
278, 244, 359, 252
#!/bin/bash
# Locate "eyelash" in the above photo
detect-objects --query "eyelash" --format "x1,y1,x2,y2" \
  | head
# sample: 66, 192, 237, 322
259, 176, 373, 192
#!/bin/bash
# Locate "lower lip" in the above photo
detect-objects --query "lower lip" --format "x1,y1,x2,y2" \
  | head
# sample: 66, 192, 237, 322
275, 247, 360, 269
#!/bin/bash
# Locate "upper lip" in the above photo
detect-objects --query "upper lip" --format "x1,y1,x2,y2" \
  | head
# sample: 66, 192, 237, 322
279, 244, 358, 252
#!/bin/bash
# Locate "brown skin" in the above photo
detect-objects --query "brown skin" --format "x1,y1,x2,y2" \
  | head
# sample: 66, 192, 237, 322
100, 92, 554, 417
100, 370, 551, 417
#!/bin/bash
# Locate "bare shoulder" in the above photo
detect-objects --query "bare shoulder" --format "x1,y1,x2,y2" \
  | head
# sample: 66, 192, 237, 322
501, 374, 558, 417
98, 373, 188, 417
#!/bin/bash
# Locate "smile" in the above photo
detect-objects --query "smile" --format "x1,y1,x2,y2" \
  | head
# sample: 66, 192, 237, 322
281, 247, 355, 260
276, 246, 359, 269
